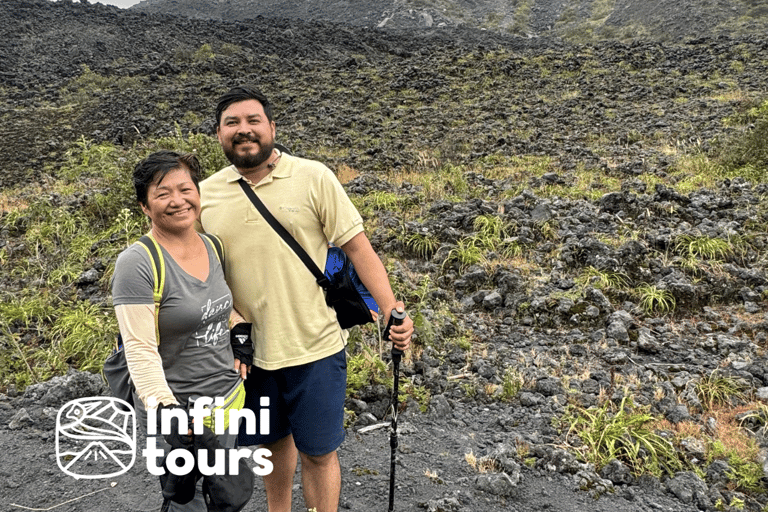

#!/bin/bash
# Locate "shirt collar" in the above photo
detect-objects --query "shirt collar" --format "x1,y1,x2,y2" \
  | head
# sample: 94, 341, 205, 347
224, 153, 293, 185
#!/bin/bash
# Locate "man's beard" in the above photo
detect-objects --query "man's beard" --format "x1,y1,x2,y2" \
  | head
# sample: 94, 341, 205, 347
224, 136, 275, 170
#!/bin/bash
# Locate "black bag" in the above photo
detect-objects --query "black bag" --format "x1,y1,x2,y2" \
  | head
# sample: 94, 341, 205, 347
323, 266, 373, 330
237, 178, 374, 329
324, 246, 375, 329
197, 425, 254, 512
105, 233, 226, 405
104, 340, 133, 407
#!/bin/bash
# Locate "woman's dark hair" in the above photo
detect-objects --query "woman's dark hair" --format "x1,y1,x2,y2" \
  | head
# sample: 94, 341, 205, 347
133, 150, 202, 206
215, 85, 273, 126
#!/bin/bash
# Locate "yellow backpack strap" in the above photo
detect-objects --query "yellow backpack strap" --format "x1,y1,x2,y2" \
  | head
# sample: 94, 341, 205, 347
135, 234, 165, 345
201, 233, 225, 273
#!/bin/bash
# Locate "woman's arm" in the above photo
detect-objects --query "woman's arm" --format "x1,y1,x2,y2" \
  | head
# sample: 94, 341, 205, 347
114, 304, 178, 408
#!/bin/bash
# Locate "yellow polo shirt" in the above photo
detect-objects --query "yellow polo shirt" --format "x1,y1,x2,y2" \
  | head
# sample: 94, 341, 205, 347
198, 154, 363, 369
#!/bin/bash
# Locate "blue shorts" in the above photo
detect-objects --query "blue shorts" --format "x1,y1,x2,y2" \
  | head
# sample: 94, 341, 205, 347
238, 348, 347, 456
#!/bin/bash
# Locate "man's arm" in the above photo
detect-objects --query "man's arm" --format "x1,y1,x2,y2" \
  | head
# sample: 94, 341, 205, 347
340, 232, 413, 351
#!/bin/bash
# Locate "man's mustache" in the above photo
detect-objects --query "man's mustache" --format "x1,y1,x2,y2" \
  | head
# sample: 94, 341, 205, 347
233, 134, 259, 144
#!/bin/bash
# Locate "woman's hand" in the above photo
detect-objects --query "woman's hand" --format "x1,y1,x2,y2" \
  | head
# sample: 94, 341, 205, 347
230, 323, 253, 379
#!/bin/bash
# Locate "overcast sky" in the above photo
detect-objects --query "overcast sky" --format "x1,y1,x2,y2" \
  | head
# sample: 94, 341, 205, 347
96, 0, 142, 7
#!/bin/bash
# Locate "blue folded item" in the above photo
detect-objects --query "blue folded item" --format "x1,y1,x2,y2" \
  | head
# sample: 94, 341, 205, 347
325, 245, 378, 313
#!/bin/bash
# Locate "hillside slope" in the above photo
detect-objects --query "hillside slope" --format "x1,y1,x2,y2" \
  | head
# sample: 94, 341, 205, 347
131, 0, 768, 40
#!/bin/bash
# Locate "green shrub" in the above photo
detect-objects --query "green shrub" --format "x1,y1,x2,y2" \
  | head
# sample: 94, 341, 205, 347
708, 440, 763, 494
635, 284, 676, 315
695, 371, 745, 411
406, 232, 439, 259
442, 237, 484, 271
346, 346, 390, 396
576, 266, 629, 291
473, 215, 509, 248
500, 367, 524, 401
674, 234, 733, 262
555, 395, 685, 477
717, 99, 768, 182
154, 128, 230, 178
47, 301, 117, 374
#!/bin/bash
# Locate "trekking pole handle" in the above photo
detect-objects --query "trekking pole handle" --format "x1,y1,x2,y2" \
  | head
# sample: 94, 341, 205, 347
384, 309, 407, 356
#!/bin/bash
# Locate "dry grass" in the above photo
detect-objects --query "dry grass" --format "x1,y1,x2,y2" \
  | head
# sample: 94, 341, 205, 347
464, 450, 504, 473
653, 419, 702, 438
0, 184, 44, 215
653, 404, 761, 465
336, 163, 360, 184
708, 406, 762, 461
710, 88, 750, 103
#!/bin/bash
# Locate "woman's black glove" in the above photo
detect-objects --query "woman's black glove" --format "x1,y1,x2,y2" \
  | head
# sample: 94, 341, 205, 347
158, 403, 193, 449
230, 323, 254, 367
158, 403, 198, 506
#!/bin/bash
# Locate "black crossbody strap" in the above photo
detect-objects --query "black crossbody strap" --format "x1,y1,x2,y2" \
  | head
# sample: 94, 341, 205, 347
237, 178, 331, 289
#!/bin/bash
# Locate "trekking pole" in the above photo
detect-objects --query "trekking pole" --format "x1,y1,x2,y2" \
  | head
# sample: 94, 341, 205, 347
384, 309, 406, 512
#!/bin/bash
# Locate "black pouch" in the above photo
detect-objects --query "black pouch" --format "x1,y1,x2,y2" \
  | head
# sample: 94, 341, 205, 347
323, 256, 374, 330
103, 337, 134, 408
196, 426, 254, 512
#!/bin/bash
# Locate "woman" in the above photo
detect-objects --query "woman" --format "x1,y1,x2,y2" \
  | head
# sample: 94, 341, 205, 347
111, 150, 251, 511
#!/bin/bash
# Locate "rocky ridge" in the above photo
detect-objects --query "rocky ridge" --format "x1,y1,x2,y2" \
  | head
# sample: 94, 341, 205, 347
131, 0, 768, 40
2, 0, 768, 511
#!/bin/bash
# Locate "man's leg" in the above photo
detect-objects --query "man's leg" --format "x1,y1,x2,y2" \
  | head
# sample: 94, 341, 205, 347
285, 349, 346, 512
261, 433, 298, 512
300, 449, 341, 512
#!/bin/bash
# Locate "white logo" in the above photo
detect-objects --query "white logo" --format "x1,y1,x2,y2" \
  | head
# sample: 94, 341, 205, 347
55, 397, 136, 479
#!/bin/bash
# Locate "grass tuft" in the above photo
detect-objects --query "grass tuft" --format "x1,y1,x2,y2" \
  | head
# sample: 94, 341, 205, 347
556, 394, 684, 478
635, 284, 676, 316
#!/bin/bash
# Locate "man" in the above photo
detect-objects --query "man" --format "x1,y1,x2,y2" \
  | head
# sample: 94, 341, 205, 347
198, 86, 413, 512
